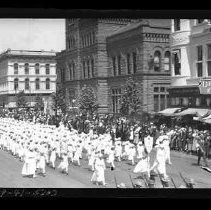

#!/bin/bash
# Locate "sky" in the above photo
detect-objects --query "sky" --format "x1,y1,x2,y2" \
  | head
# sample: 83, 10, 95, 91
0, 19, 65, 53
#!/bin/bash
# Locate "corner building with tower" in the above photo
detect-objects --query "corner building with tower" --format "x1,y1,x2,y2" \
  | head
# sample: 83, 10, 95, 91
56, 19, 171, 115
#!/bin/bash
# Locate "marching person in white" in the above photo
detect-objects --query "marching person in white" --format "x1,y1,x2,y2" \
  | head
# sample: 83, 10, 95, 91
133, 141, 149, 174
144, 132, 154, 176
136, 141, 145, 159
91, 152, 106, 186
114, 140, 122, 162
37, 152, 46, 176
58, 152, 69, 175
106, 146, 115, 169
150, 139, 168, 179
21, 146, 37, 178
163, 131, 172, 165
49, 147, 56, 169
128, 144, 136, 165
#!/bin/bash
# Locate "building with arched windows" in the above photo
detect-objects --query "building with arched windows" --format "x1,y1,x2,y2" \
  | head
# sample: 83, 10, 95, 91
0, 49, 57, 108
56, 19, 171, 114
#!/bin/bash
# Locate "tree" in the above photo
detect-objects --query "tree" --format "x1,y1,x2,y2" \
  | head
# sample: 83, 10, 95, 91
16, 90, 28, 109
34, 94, 44, 112
78, 86, 98, 118
120, 77, 142, 116
51, 84, 67, 116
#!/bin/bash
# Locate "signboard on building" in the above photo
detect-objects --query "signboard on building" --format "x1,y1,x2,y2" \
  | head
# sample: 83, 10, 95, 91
199, 79, 211, 94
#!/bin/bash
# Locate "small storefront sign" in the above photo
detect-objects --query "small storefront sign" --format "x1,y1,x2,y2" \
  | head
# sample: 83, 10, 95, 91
199, 79, 211, 94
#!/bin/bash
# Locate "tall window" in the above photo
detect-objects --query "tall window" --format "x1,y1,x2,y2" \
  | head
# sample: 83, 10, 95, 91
133, 52, 137, 74
72, 63, 75, 80
69, 64, 72, 80
25, 78, 29, 90
154, 51, 161, 71
207, 44, 211, 76
91, 59, 94, 78
154, 95, 159, 112
14, 78, 18, 91
45, 64, 50, 75
118, 55, 121, 75
153, 86, 169, 112
164, 51, 171, 71
87, 60, 90, 78
174, 19, 180, 31
82, 61, 86, 79
112, 88, 122, 113
173, 49, 181, 75
197, 45, 203, 77
127, 53, 131, 74
14, 63, 18, 75
112, 57, 116, 76
35, 63, 40, 74
24, 63, 29, 75
35, 78, 40, 90
46, 78, 50, 90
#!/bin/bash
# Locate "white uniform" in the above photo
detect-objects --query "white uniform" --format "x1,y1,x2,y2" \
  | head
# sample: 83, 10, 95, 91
91, 156, 106, 185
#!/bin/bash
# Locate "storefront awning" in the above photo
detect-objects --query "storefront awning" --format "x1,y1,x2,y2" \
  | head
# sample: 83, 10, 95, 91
157, 107, 182, 116
175, 108, 211, 117
203, 118, 211, 124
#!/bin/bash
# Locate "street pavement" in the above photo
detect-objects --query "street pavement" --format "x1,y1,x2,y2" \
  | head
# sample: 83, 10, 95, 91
0, 148, 211, 188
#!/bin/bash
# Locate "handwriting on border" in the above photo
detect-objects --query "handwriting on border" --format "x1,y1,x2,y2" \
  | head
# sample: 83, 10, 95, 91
0, 189, 58, 197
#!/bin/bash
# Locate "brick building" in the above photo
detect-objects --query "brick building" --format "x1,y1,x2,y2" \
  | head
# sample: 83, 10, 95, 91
0, 49, 57, 109
56, 19, 171, 115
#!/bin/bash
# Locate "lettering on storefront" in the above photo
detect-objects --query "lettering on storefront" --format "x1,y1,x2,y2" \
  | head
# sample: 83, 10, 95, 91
199, 79, 211, 94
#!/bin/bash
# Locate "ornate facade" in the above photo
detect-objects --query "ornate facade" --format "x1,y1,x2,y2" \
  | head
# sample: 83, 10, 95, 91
56, 19, 171, 115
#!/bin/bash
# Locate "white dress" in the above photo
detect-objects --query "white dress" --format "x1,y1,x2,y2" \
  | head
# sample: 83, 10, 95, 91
50, 150, 56, 165
106, 149, 115, 163
128, 148, 136, 161
91, 158, 106, 183
21, 150, 36, 176
133, 145, 148, 173
37, 154, 46, 172
58, 155, 69, 171
151, 146, 167, 176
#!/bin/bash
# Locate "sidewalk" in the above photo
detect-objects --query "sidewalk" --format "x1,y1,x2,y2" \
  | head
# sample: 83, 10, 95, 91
170, 150, 211, 164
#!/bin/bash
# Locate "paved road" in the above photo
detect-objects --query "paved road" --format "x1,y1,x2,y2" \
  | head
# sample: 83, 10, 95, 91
0, 148, 211, 188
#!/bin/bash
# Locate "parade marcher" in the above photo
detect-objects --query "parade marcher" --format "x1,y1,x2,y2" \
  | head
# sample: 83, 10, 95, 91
106, 146, 115, 169
128, 144, 136, 166
21, 146, 37, 178
91, 152, 106, 186
49, 147, 56, 169
150, 138, 168, 179
144, 132, 154, 176
114, 139, 122, 162
133, 141, 149, 175
58, 152, 69, 175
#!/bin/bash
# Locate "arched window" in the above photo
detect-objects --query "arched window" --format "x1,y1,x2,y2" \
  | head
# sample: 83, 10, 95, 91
164, 51, 171, 71
35, 63, 40, 74
25, 78, 30, 90
35, 78, 40, 90
45, 64, 50, 75
24, 63, 29, 75
154, 51, 161, 71
14, 78, 19, 90
14, 63, 18, 74
46, 78, 50, 90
